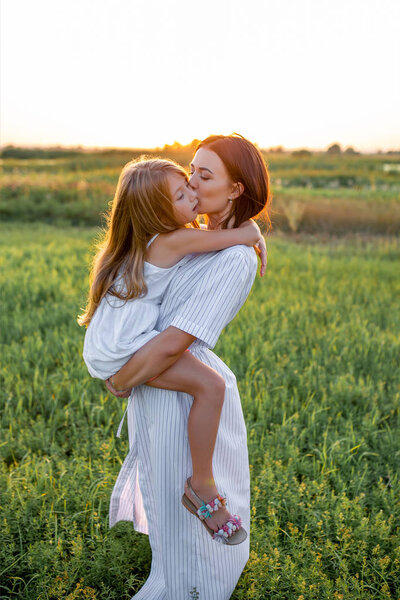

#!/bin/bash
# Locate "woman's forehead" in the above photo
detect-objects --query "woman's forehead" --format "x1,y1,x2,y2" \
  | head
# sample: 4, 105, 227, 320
191, 147, 226, 174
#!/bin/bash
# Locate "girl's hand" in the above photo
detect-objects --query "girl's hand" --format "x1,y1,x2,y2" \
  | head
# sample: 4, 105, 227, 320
253, 235, 267, 277
105, 376, 132, 398
238, 219, 262, 245
239, 220, 268, 276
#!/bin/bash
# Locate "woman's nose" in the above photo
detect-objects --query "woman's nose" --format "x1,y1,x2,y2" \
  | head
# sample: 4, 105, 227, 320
188, 173, 197, 189
188, 186, 197, 202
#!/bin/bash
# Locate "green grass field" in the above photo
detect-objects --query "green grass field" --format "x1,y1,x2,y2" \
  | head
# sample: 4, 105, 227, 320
1, 222, 399, 599
1, 150, 400, 234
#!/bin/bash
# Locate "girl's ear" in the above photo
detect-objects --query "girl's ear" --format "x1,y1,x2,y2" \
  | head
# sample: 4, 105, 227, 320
230, 181, 244, 200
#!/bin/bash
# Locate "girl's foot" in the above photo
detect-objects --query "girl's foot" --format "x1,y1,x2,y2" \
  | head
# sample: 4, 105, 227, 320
183, 477, 235, 533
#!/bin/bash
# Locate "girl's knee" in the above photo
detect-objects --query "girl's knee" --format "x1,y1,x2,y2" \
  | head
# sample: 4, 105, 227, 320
210, 371, 226, 400
193, 369, 225, 402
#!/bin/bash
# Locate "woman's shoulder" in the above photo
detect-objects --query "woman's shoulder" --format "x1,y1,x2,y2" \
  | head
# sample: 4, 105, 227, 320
218, 244, 257, 271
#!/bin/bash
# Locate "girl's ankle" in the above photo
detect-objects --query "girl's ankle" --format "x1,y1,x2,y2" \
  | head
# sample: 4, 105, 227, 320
190, 478, 217, 493
191, 474, 214, 484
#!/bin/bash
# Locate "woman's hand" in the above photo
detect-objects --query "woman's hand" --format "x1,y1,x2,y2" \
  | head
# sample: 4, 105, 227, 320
239, 220, 267, 277
105, 376, 132, 398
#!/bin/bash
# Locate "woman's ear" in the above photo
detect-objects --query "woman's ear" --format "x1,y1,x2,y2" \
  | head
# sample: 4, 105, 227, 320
230, 182, 244, 200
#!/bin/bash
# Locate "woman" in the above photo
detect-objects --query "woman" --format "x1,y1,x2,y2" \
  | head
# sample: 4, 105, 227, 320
106, 134, 271, 599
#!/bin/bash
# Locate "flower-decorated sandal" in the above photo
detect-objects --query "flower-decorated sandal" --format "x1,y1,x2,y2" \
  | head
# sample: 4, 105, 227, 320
181, 476, 247, 545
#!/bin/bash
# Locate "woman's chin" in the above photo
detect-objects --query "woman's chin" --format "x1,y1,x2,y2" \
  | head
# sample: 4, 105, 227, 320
196, 204, 207, 215
195, 200, 207, 214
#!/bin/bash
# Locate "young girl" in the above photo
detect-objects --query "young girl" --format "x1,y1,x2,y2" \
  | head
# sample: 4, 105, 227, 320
78, 156, 262, 545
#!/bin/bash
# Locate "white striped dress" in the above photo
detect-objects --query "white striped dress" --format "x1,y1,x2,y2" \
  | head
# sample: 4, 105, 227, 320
109, 245, 258, 600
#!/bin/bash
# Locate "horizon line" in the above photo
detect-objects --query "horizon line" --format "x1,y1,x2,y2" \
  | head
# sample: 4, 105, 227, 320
1, 141, 399, 155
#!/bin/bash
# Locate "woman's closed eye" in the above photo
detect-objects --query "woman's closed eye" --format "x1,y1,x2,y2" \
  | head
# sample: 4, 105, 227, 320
190, 170, 209, 181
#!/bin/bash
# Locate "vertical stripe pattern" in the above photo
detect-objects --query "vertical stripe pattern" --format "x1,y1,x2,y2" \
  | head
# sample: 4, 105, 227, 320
109, 246, 258, 600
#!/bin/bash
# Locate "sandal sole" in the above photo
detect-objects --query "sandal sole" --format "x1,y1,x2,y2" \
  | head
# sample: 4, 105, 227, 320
181, 493, 247, 545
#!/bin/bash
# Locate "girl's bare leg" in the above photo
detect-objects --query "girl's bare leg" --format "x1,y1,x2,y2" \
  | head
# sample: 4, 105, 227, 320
146, 351, 233, 532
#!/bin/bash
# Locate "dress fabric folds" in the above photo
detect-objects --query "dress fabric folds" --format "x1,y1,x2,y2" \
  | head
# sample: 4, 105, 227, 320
108, 246, 257, 600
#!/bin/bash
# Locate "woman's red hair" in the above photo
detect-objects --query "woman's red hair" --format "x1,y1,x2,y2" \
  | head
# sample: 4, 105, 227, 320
196, 133, 271, 231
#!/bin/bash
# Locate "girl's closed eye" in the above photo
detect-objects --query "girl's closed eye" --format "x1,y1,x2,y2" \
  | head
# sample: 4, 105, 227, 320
177, 183, 189, 200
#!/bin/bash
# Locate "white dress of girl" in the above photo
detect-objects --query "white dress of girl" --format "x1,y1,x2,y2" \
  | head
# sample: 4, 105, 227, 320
83, 234, 187, 382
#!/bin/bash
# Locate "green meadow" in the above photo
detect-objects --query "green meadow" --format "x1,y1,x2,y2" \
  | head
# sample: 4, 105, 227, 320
1, 148, 400, 234
1, 149, 399, 599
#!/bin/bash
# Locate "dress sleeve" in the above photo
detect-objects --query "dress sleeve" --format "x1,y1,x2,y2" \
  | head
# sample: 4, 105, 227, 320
170, 246, 257, 348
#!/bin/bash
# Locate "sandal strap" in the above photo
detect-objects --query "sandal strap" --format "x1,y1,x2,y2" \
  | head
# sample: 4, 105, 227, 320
186, 477, 204, 505
186, 477, 227, 520
212, 514, 242, 540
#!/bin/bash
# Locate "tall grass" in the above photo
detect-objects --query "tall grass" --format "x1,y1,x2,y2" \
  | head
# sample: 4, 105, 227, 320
1, 223, 399, 599
1, 152, 400, 233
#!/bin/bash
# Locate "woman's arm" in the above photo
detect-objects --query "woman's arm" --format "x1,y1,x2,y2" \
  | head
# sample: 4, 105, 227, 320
199, 219, 267, 277
108, 246, 258, 396
110, 326, 196, 391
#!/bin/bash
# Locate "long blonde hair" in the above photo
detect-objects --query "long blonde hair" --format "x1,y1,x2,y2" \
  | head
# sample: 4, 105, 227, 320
77, 157, 191, 328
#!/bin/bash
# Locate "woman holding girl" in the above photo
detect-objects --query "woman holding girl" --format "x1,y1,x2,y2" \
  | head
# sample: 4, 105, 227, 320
80, 134, 271, 599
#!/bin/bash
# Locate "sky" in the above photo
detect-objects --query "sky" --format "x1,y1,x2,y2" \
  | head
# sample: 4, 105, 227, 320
1, 0, 399, 151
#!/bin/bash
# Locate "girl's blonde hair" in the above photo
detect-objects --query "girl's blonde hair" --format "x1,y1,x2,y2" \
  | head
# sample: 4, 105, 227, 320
77, 157, 192, 328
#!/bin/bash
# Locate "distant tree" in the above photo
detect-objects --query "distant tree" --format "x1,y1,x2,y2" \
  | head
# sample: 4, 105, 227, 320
190, 139, 201, 149
163, 141, 183, 151
326, 143, 342, 155
291, 149, 312, 157
266, 145, 284, 153
0, 145, 80, 159
344, 146, 359, 155
0, 144, 15, 157
344, 146, 360, 155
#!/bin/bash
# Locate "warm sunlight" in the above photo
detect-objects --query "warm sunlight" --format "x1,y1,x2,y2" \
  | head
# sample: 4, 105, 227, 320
1, 0, 399, 151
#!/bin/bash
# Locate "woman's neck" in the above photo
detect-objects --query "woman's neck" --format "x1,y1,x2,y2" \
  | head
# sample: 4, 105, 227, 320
206, 207, 232, 230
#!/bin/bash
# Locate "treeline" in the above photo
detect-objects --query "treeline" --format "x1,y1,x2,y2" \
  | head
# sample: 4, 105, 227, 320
2, 141, 399, 160
0, 141, 201, 160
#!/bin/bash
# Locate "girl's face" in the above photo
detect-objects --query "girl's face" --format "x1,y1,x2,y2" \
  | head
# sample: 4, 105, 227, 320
189, 148, 234, 217
168, 172, 199, 225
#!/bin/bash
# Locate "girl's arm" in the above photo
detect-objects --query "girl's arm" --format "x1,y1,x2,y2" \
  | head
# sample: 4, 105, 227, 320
192, 220, 267, 276
166, 219, 262, 258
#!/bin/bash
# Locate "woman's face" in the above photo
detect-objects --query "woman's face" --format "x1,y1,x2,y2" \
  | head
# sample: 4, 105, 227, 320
189, 148, 234, 217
